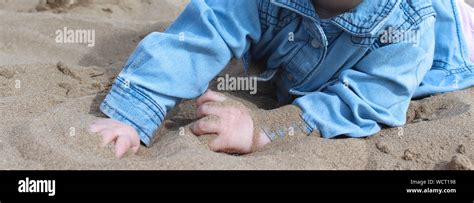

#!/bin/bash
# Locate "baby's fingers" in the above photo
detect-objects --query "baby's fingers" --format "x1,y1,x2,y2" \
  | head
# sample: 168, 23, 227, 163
131, 145, 139, 154
100, 129, 119, 147
89, 120, 107, 133
208, 136, 229, 152
89, 119, 122, 133
115, 135, 132, 159
196, 90, 226, 107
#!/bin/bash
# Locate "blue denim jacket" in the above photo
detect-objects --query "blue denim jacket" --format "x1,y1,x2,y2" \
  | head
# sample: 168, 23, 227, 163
100, 0, 474, 146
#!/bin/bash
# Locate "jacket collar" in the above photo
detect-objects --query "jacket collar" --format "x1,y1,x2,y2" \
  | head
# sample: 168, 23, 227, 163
271, 0, 401, 37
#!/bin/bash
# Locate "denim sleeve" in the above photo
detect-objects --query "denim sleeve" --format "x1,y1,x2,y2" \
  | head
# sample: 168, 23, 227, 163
293, 17, 436, 138
100, 0, 262, 146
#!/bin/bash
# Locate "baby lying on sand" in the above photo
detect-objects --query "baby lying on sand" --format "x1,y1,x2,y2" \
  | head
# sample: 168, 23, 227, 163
90, 0, 474, 158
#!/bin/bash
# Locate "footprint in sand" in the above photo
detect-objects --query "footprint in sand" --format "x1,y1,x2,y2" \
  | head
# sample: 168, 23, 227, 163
0, 68, 16, 79
54, 62, 113, 97
35, 0, 90, 13
56, 61, 81, 80
0, 67, 17, 97
1, 63, 114, 98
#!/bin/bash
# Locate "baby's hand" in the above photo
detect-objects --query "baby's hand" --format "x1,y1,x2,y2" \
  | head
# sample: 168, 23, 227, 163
191, 90, 271, 154
89, 119, 141, 159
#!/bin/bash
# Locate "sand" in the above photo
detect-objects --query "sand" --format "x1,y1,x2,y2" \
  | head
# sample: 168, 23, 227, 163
0, 0, 473, 170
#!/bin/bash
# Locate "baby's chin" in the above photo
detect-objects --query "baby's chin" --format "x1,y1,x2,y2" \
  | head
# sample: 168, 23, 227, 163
311, 0, 363, 13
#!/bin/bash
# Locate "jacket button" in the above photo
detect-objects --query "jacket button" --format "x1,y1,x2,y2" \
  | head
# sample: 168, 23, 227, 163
124, 79, 130, 88
311, 39, 321, 48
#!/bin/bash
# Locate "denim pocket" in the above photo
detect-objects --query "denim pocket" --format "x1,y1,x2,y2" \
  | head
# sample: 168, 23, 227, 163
283, 39, 325, 86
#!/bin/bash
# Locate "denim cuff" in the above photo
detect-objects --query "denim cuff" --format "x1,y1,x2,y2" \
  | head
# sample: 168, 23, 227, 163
99, 77, 168, 147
